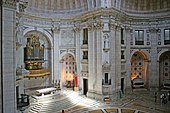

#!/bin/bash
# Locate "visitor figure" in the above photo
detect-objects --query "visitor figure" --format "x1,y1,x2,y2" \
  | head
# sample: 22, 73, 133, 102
160, 94, 163, 106
168, 91, 170, 101
164, 94, 167, 104
62, 110, 65, 113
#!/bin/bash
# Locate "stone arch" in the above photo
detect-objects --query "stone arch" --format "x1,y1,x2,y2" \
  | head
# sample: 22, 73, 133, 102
131, 49, 150, 61
23, 28, 53, 48
59, 51, 76, 88
59, 51, 75, 62
157, 49, 169, 61
23, 29, 53, 70
158, 50, 170, 88
21, 28, 54, 89
131, 50, 150, 88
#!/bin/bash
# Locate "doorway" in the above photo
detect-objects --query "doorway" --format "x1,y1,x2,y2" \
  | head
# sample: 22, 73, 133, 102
121, 78, 124, 94
16, 86, 19, 104
83, 79, 88, 95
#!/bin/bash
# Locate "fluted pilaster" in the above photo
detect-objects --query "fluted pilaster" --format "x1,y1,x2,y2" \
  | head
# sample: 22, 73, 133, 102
109, 22, 116, 94
125, 26, 133, 93
94, 21, 103, 100
53, 26, 60, 83
74, 25, 81, 89
2, 0, 17, 112
87, 22, 95, 98
149, 28, 159, 90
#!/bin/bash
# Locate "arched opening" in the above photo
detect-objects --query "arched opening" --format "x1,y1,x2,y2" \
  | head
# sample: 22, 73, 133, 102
23, 31, 52, 90
131, 51, 149, 89
159, 51, 170, 89
60, 53, 76, 89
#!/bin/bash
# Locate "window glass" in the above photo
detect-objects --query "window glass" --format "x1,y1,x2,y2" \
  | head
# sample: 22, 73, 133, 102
165, 29, 170, 40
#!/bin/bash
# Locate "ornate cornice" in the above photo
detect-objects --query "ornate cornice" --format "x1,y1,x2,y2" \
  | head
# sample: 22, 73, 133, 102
3, 0, 18, 9
19, 7, 170, 29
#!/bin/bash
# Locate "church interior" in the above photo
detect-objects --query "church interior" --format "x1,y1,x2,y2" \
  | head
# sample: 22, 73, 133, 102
1, 0, 170, 113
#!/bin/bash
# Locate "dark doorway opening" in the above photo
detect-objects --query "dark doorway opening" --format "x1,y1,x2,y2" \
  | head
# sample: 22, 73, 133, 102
16, 86, 19, 104
83, 79, 88, 95
121, 78, 124, 94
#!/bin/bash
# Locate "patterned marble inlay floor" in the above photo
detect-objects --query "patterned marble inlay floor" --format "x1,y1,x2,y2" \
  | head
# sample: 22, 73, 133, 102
23, 89, 170, 113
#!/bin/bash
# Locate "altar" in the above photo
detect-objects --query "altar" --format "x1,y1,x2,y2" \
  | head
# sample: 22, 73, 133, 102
35, 87, 57, 96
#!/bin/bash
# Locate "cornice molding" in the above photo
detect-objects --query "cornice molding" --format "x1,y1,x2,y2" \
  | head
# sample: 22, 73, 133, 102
19, 7, 170, 28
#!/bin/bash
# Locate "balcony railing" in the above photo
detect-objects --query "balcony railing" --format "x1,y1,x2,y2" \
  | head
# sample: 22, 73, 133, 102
121, 40, 124, 44
164, 40, 170, 45
135, 41, 144, 45
121, 55, 125, 59
83, 40, 88, 44
102, 79, 111, 85
17, 94, 29, 108
83, 55, 88, 59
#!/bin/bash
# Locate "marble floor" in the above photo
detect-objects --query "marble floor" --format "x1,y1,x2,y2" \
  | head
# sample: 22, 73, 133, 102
21, 88, 170, 113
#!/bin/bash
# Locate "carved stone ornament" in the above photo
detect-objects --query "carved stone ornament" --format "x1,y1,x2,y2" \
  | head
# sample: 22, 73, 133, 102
102, 62, 111, 71
18, 0, 28, 12
93, 22, 104, 30
61, 30, 74, 45
149, 28, 159, 33
87, 23, 93, 31
3, 0, 18, 9
125, 26, 132, 32
73, 25, 81, 32
52, 26, 60, 33
60, 50, 66, 54
109, 21, 116, 30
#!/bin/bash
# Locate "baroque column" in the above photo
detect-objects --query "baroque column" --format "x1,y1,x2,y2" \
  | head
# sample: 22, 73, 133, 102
1, 0, 18, 113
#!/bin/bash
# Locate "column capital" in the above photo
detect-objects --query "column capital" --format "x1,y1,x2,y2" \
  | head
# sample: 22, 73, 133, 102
109, 21, 116, 30
116, 25, 122, 31
93, 22, 104, 30
17, 0, 28, 12
52, 26, 60, 33
125, 26, 133, 33
86, 23, 93, 31
3, 0, 18, 9
73, 25, 81, 33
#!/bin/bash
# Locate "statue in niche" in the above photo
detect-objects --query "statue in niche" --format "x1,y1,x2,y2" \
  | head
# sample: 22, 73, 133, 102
103, 34, 109, 49
24, 35, 44, 70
